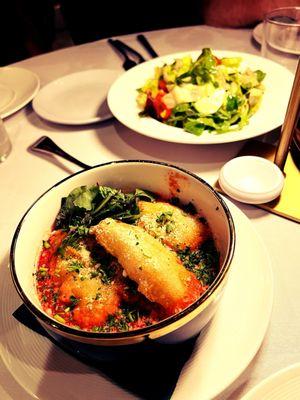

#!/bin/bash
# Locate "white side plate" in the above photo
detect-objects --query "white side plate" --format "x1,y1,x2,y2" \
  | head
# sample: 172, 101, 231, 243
0, 67, 40, 118
241, 363, 300, 400
33, 69, 121, 125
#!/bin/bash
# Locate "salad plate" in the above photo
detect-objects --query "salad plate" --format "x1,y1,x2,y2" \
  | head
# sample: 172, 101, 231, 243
0, 67, 40, 119
107, 50, 294, 144
0, 199, 273, 399
32, 69, 121, 125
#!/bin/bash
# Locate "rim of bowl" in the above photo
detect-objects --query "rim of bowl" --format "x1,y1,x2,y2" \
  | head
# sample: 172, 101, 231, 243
10, 160, 235, 340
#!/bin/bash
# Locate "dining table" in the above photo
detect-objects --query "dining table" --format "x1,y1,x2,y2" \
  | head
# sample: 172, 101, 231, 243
0, 24, 299, 400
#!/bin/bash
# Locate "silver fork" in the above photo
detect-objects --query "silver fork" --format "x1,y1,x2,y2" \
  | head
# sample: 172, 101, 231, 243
136, 34, 158, 58
28, 136, 91, 169
108, 38, 142, 70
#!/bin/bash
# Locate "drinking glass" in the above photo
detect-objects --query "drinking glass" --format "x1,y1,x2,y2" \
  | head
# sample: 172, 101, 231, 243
0, 118, 12, 162
262, 7, 300, 73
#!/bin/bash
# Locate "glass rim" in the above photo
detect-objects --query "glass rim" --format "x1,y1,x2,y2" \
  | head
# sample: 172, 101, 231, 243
264, 6, 300, 27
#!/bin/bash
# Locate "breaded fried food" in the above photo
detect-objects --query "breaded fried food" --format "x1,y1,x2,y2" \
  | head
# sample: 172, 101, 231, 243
137, 201, 207, 250
90, 218, 203, 315
59, 272, 120, 328
55, 243, 121, 329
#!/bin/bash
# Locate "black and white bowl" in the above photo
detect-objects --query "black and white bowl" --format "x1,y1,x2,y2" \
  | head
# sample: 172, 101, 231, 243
10, 160, 235, 346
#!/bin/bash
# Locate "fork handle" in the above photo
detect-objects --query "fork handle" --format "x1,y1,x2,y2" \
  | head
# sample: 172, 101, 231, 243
113, 39, 146, 63
29, 136, 91, 170
137, 34, 158, 58
108, 38, 132, 62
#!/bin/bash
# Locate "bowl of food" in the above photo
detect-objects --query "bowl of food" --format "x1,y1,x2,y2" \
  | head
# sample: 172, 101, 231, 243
10, 160, 235, 346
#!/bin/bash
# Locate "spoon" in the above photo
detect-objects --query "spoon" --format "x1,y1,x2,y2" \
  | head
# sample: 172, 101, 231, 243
28, 136, 91, 169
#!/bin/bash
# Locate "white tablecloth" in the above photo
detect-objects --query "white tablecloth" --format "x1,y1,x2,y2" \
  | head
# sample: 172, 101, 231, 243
1, 25, 299, 399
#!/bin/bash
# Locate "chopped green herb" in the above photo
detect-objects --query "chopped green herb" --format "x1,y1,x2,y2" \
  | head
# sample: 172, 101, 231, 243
92, 326, 101, 332
90, 270, 99, 279
67, 260, 84, 273
100, 266, 115, 284
177, 240, 219, 285
69, 295, 80, 310
36, 269, 49, 280
166, 223, 174, 233
107, 313, 129, 332
156, 211, 173, 224
98, 305, 141, 332
94, 293, 102, 300
57, 230, 82, 256
122, 306, 139, 323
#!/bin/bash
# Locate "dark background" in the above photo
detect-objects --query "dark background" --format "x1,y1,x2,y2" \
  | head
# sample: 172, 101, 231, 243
0, 0, 203, 66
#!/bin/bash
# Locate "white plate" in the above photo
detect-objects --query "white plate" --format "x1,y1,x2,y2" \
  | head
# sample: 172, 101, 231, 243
252, 23, 263, 45
32, 69, 121, 125
241, 363, 300, 400
0, 67, 40, 118
0, 199, 273, 400
107, 50, 294, 144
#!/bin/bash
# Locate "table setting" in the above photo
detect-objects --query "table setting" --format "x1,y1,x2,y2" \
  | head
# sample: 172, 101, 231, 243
0, 9, 300, 400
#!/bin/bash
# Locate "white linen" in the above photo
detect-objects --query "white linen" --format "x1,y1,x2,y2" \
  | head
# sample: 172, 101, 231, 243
0, 25, 299, 399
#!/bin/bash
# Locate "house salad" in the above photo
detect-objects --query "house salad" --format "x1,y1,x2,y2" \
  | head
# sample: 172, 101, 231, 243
136, 48, 266, 136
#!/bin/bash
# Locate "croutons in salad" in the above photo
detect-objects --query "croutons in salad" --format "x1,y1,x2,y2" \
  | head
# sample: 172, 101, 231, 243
137, 48, 266, 136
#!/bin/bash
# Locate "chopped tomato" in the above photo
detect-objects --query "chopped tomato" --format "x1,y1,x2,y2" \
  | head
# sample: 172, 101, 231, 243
214, 56, 222, 65
158, 79, 168, 92
38, 230, 66, 267
145, 91, 172, 121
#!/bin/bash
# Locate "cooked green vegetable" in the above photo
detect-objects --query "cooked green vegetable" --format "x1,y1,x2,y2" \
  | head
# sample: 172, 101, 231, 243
55, 185, 155, 231
54, 185, 156, 255
94, 305, 142, 333
53, 185, 220, 293
137, 48, 266, 136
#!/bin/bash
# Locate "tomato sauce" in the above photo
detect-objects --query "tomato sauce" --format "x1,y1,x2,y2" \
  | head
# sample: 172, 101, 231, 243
36, 191, 219, 334
36, 231, 164, 332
